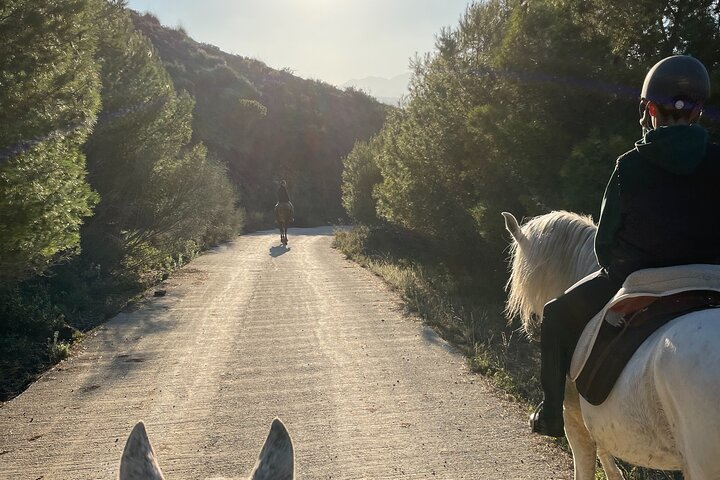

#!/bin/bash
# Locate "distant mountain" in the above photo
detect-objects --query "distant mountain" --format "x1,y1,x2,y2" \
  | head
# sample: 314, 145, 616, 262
343, 73, 412, 106
131, 12, 388, 228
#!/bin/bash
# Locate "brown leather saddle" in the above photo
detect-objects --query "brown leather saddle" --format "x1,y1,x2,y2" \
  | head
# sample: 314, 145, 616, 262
575, 290, 720, 405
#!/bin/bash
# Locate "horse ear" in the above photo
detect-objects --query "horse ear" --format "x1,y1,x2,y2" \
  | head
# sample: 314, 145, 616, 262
502, 212, 524, 243
119, 422, 165, 480
249, 418, 295, 480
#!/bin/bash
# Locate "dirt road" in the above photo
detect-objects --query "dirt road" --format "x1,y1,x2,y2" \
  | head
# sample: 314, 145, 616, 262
0, 227, 571, 479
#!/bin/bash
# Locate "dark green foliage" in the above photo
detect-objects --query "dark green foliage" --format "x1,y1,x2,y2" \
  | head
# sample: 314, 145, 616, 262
341, 138, 383, 225
560, 129, 635, 216
82, 5, 242, 276
0, 0, 101, 283
132, 12, 388, 227
0, 283, 74, 400
343, 0, 720, 267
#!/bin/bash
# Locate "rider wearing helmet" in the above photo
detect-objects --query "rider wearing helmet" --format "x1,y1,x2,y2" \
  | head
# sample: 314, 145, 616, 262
596, 55, 715, 279
276, 180, 294, 221
531, 55, 720, 437
277, 180, 290, 203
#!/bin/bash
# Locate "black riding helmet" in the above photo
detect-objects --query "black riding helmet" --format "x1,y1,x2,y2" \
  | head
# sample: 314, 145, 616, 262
639, 55, 710, 130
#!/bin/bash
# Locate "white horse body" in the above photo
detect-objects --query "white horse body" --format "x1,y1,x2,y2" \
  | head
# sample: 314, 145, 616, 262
585, 310, 720, 474
503, 210, 720, 480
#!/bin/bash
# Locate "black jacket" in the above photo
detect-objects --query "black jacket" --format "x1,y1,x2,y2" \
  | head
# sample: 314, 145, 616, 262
277, 185, 290, 203
595, 125, 720, 281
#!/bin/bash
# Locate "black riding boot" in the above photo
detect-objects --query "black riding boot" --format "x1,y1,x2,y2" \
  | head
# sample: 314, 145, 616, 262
530, 300, 568, 438
530, 269, 620, 438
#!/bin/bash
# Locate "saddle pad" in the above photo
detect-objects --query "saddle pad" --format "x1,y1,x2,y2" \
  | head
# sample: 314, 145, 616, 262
575, 290, 720, 405
570, 264, 720, 382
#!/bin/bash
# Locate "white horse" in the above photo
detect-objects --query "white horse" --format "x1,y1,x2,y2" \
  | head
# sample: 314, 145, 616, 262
119, 418, 294, 480
503, 210, 720, 480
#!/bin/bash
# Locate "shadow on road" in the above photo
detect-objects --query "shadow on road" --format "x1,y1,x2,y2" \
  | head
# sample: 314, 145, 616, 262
270, 245, 291, 257
248, 226, 343, 238
73, 299, 176, 399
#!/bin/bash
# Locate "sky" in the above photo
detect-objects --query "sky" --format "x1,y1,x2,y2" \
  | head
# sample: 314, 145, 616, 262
125, 0, 472, 87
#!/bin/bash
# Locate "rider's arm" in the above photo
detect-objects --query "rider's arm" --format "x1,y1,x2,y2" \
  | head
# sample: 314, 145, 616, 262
595, 164, 621, 268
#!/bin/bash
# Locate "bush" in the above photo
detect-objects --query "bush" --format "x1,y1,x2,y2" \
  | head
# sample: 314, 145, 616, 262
341, 139, 383, 225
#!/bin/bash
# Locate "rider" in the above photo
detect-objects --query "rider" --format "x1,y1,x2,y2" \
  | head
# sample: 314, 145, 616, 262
276, 179, 294, 222
531, 55, 720, 437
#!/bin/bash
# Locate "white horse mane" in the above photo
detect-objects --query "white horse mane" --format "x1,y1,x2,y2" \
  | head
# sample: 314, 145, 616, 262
503, 210, 598, 337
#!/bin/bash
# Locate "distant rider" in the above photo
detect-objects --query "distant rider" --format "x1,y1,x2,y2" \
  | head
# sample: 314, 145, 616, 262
530, 55, 720, 437
276, 180, 294, 222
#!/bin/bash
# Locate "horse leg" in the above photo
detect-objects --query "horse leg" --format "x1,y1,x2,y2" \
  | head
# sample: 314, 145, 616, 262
565, 383, 625, 480
597, 449, 623, 480
563, 383, 601, 480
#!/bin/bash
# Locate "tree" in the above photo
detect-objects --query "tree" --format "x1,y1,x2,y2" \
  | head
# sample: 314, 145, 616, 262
0, 0, 101, 283
82, 3, 242, 275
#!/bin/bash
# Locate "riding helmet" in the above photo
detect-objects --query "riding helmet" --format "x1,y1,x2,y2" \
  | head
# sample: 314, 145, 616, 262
641, 55, 711, 111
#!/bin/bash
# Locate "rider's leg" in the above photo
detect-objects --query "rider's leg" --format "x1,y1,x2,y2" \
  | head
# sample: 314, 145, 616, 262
532, 269, 620, 437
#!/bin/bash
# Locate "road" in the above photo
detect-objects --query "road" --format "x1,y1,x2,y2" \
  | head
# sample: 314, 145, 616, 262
0, 227, 571, 479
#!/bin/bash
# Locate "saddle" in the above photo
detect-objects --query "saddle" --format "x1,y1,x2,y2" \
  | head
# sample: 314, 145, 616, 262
570, 264, 720, 405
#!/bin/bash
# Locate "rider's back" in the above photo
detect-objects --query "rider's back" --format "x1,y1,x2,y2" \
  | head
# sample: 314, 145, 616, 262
611, 130, 720, 280
277, 185, 290, 204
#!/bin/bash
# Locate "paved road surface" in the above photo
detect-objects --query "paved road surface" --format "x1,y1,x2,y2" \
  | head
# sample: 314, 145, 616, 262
0, 227, 571, 479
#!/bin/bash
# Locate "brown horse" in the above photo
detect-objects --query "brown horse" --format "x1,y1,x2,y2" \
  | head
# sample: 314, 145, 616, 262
275, 202, 293, 245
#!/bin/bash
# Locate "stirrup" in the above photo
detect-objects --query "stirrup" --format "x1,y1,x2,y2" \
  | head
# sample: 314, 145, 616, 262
529, 402, 565, 438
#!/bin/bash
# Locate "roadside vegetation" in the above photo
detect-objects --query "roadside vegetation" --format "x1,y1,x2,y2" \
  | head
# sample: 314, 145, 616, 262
338, 0, 719, 478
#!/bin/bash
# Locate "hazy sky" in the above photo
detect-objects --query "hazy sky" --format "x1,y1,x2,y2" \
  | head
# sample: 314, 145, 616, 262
125, 0, 471, 86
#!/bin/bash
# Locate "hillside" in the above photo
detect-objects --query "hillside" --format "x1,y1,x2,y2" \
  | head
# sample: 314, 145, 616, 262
132, 13, 389, 228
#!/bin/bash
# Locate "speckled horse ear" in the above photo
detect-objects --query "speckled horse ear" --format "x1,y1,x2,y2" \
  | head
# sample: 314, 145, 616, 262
248, 418, 295, 480
119, 422, 164, 480
119, 418, 294, 480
